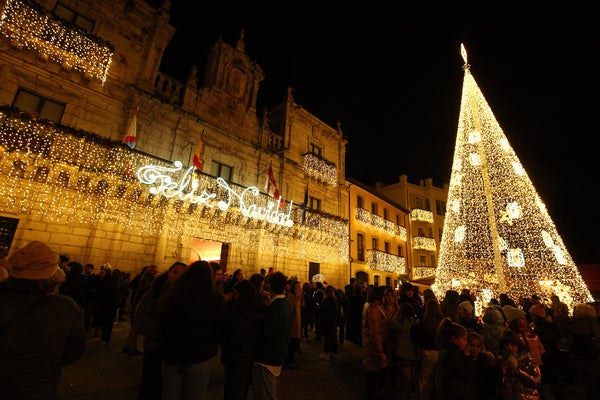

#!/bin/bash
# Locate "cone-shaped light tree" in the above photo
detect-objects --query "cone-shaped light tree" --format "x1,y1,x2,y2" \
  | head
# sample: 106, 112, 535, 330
432, 44, 593, 310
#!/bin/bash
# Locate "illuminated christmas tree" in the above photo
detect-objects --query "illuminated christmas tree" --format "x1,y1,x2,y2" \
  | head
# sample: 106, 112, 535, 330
432, 44, 593, 311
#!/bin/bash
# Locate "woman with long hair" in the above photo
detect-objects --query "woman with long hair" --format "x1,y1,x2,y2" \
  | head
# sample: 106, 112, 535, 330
362, 285, 394, 400
415, 298, 444, 400
159, 261, 226, 400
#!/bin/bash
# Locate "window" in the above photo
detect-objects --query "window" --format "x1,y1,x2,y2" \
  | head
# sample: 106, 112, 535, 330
12, 89, 65, 123
417, 227, 425, 236
415, 197, 423, 209
357, 233, 365, 261
428, 227, 433, 238
309, 197, 321, 212
397, 245, 403, 257
210, 161, 232, 181
384, 241, 390, 253
33, 166, 50, 183
0, 216, 19, 249
374, 275, 380, 286
383, 208, 389, 220
76, 176, 90, 191
419, 255, 427, 266
425, 198, 431, 211
371, 202, 378, 216
430, 255, 436, 268
438, 228, 443, 241
357, 195, 364, 209
11, 160, 27, 178
54, 3, 95, 33
56, 171, 70, 187
372, 237, 378, 251
396, 215, 401, 225
309, 143, 322, 157
436, 200, 446, 216
385, 277, 391, 287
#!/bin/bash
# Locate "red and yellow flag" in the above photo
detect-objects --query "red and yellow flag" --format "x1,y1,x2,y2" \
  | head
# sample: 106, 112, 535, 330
192, 137, 203, 172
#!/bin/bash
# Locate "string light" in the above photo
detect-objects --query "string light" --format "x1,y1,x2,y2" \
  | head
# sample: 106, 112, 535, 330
0, 0, 113, 84
0, 108, 349, 264
302, 153, 337, 186
367, 249, 405, 274
432, 46, 593, 311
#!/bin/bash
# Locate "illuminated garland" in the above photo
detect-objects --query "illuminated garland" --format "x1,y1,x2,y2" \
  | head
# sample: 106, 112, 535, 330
302, 153, 337, 186
432, 46, 593, 310
367, 249, 406, 274
412, 236, 437, 251
410, 208, 434, 223
0, 109, 349, 263
0, 0, 113, 84
355, 206, 405, 240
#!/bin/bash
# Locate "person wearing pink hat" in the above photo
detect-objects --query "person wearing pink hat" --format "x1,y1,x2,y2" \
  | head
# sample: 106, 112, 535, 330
0, 241, 85, 400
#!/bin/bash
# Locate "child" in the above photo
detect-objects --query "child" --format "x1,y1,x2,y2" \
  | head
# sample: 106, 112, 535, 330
497, 329, 541, 400
433, 317, 477, 400
467, 331, 498, 400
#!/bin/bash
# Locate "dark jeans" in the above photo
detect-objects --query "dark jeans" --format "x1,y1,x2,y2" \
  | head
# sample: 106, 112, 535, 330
224, 363, 253, 400
338, 317, 346, 345
138, 349, 162, 400
98, 308, 115, 341
323, 325, 338, 354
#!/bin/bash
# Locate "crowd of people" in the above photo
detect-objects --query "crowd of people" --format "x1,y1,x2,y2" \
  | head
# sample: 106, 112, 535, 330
359, 284, 600, 400
1, 240, 599, 400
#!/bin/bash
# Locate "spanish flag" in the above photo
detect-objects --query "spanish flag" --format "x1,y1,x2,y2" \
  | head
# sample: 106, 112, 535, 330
123, 106, 138, 149
192, 136, 203, 172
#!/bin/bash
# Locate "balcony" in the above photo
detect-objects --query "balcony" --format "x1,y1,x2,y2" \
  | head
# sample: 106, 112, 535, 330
366, 249, 406, 274
410, 208, 433, 223
0, 0, 114, 84
412, 266, 436, 279
355, 207, 370, 224
412, 236, 436, 251
396, 225, 407, 241
302, 153, 337, 186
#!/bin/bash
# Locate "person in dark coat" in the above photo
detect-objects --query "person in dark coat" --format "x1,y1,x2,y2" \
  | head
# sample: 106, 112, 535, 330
159, 260, 226, 399
133, 261, 187, 400
94, 263, 117, 343
434, 318, 477, 400
0, 241, 85, 400
318, 285, 339, 360
440, 289, 460, 322
59, 261, 87, 308
221, 279, 266, 400
252, 271, 293, 399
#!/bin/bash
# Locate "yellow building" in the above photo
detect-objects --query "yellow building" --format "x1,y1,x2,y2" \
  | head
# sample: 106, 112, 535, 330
347, 178, 409, 288
374, 175, 448, 286
0, 0, 349, 286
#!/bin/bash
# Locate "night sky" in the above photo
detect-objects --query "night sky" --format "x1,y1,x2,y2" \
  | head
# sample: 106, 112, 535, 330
160, 4, 600, 264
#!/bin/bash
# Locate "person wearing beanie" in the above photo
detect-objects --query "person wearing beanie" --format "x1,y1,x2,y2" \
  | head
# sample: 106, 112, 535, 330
502, 305, 526, 324
458, 301, 480, 333
0, 241, 85, 400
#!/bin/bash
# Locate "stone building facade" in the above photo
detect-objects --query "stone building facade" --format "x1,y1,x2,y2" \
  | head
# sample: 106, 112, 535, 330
0, 0, 350, 286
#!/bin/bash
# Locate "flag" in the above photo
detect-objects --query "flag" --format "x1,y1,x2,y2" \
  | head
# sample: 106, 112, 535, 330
267, 164, 280, 199
123, 106, 138, 149
301, 185, 308, 224
192, 134, 203, 172
267, 164, 285, 207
